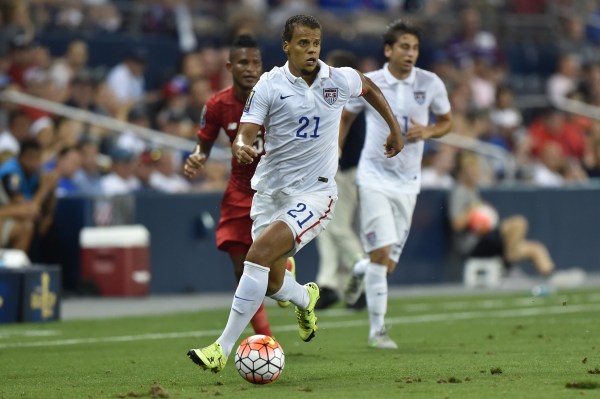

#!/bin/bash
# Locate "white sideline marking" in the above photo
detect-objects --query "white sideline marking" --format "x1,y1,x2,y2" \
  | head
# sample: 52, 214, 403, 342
1, 303, 599, 350
0, 330, 60, 339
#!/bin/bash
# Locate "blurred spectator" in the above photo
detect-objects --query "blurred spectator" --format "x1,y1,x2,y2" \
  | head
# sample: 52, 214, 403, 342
186, 77, 213, 125
0, 138, 59, 246
0, 110, 32, 156
198, 46, 228, 92
93, 80, 121, 117
489, 85, 523, 139
0, 1, 35, 56
49, 39, 89, 91
87, 1, 122, 32
55, 0, 85, 30
65, 72, 99, 112
28, 41, 52, 70
0, 171, 37, 252
21, 67, 60, 119
7, 34, 34, 87
530, 141, 568, 186
446, 82, 472, 136
547, 53, 581, 106
54, 146, 82, 197
530, 141, 588, 186
448, 151, 554, 276
148, 148, 190, 193
421, 143, 456, 189
445, 6, 501, 70
585, 138, 600, 178
134, 149, 157, 190
73, 139, 104, 196
100, 148, 141, 196
55, 117, 83, 150
528, 107, 586, 160
29, 116, 56, 166
578, 62, 600, 106
469, 56, 496, 109
585, 1, 600, 45
190, 160, 229, 192
114, 106, 150, 155
142, 0, 177, 34
557, 14, 599, 67
104, 48, 148, 117
158, 108, 194, 139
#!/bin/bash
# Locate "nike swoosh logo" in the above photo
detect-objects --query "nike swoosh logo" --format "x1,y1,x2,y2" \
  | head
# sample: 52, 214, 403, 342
280, 94, 294, 99
234, 295, 253, 301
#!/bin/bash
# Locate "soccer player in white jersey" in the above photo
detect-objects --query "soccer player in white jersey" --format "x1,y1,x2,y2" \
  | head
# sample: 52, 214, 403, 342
187, 14, 404, 373
342, 19, 453, 349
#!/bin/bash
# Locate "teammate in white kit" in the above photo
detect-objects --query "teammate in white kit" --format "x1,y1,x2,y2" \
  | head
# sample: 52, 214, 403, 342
342, 20, 453, 349
187, 14, 404, 373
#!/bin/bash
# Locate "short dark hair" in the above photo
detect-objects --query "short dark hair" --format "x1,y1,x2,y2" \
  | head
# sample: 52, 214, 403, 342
325, 50, 358, 69
383, 19, 422, 47
229, 34, 259, 61
282, 15, 321, 43
18, 138, 41, 157
231, 34, 258, 50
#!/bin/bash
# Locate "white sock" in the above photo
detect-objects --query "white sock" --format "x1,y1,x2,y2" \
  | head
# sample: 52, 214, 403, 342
269, 270, 309, 309
216, 261, 269, 357
353, 258, 369, 276
365, 262, 388, 337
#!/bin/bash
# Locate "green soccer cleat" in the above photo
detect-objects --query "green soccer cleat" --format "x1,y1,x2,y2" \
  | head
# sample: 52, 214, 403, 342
187, 342, 228, 373
277, 257, 296, 308
295, 282, 320, 342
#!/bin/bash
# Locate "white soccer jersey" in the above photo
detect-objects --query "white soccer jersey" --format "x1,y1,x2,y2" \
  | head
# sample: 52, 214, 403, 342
346, 64, 450, 194
240, 60, 363, 195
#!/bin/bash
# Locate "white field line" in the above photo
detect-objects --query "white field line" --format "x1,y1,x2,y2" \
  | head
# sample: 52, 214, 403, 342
1, 303, 599, 350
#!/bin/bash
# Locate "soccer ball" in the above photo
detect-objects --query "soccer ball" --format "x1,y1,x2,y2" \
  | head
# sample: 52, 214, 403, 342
234, 334, 285, 384
467, 203, 499, 234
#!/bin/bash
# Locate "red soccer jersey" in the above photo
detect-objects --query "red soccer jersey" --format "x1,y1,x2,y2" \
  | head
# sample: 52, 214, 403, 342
197, 86, 265, 194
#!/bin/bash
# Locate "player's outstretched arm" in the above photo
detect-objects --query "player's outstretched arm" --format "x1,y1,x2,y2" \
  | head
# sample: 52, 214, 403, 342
184, 139, 213, 178
232, 122, 260, 165
358, 72, 404, 157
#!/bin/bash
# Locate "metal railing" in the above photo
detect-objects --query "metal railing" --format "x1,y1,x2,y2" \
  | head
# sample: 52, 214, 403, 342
0, 90, 232, 162
0, 89, 521, 176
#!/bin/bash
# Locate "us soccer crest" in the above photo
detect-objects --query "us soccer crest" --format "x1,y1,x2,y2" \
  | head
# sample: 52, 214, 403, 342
366, 231, 377, 247
323, 88, 338, 105
413, 91, 426, 105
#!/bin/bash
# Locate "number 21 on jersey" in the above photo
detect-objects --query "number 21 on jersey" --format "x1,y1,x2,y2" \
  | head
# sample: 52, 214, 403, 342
296, 116, 320, 138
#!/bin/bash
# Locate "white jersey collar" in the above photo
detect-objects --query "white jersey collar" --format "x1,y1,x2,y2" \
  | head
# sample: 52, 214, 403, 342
283, 60, 331, 84
383, 62, 416, 86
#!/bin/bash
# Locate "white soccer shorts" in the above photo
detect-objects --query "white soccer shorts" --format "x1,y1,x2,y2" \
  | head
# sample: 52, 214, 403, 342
251, 190, 337, 256
358, 187, 417, 262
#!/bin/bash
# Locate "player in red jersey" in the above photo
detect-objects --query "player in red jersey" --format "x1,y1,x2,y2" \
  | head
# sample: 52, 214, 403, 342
184, 34, 294, 337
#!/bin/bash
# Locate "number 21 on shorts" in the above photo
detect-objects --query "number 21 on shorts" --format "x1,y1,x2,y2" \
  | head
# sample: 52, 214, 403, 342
287, 202, 314, 228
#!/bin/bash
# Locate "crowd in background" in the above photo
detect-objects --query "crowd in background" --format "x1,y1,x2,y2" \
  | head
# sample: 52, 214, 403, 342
1, 0, 600, 259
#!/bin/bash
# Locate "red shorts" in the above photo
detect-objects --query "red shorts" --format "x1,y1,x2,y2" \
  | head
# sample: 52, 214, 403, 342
216, 186, 254, 255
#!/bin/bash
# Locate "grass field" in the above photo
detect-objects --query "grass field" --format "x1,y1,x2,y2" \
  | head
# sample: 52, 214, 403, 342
1, 288, 600, 399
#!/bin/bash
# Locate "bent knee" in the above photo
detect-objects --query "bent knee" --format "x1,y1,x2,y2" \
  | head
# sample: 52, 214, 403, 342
369, 247, 391, 265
